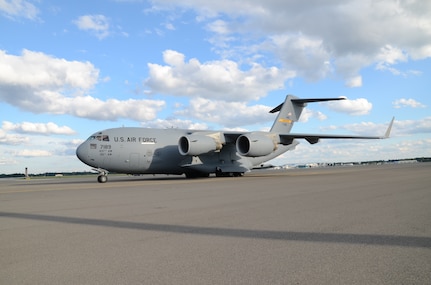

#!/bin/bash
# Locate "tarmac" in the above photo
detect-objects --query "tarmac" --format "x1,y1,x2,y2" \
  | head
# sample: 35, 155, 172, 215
1, 163, 430, 284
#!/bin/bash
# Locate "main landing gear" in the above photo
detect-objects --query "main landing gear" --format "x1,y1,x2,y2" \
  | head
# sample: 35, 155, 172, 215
215, 172, 244, 177
215, 167, 244, 177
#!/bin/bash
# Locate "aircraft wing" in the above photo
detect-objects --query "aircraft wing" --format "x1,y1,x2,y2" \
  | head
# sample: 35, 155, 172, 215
279, 117, 394, 145
180, 117, 393, 158
210, 117, 394, 146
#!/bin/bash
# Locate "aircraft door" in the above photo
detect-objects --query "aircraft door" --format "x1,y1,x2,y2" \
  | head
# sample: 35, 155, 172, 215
143, 149, 154, 171
146, 150, 153, 163
129, 153, 140, 170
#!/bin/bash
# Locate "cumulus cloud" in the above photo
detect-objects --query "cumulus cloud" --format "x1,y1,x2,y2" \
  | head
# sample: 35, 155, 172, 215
0, 49, 165, 121
325, 98, 372, 116
375, 45, 408, 75
299, 109, 327, 123
392, 117, 431, 135
0, 0, 38, 20
345, 76, 362, 88
0, 49, 98, 93
73, 14, 110, 39
393, 98, 426, 109
2, 121, 76, 135
0, 129, 29, 145
268, 34, 332, 82
144, 50, 292, 101
141, 118, 208, 130
175, 97, 273, 128
149, 0, 431, 85
324, 117, 431, 137
15, 149, 52, 157
327, 121, 391, 136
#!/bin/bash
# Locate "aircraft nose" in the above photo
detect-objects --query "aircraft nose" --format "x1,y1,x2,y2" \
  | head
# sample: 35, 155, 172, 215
76, 142, 88, 163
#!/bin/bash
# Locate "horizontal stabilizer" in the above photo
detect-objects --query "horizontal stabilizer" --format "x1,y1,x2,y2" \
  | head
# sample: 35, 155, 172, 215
270, 97, 345, 113
291, 97, 345, 106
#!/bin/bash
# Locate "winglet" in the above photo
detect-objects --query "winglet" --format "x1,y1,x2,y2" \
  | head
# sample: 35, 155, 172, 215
384, 117, 395, 138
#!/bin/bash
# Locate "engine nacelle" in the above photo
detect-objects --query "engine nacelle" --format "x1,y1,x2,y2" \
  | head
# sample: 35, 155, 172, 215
236, 133, 277, 157
178, 134, 222, 156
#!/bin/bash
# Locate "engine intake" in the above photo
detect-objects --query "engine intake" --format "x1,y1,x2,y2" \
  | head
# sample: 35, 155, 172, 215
236, 133, 277, 157
178, 134, 222, 156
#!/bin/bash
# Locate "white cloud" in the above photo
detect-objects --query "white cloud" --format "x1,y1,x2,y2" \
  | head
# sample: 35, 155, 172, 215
206, 19, 230, 35
394, 139, 431, 156
0, 157, 17, 166
345, 76, 362, 88
323, 117, 431, 136
175, 97, 273, 128
392, 98, 426, 109
73, 14, 110, 39
325, 98, 372, 116
3, 121, 76, 135
16, 149, 52, 157
65, 96, 165, 121
149, 0, 431, 85
0, 49, 166, 121
141, 118, 208, 130
392, 117, 431, 135
329, 121, 391, 136
299, 109, 327, 123
375, 45, 409, 75
144, 50, 292, 101
268, 34, 332, 81
0, 129, 29, 145
0, 49, 98, 92
376, 45, 408, 66
0, 0, 38, 20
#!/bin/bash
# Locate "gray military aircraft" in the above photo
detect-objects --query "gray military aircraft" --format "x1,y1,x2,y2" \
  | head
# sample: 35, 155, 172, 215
76, 95, 394, 183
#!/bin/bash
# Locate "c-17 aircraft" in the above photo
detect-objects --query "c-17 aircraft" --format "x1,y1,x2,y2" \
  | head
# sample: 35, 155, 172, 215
76, 95, 394, 183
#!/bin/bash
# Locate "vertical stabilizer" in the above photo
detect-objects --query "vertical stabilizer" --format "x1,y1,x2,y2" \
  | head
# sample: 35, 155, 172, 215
269, 95, 302, 133
269, 95, 345, 133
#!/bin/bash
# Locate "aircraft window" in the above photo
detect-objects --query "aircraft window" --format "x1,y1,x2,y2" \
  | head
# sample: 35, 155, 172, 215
94, 135, 110, 141
87, 135, 109, 141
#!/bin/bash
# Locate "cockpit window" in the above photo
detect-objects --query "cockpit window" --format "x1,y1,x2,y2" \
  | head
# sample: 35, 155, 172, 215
88, 135, 109, 141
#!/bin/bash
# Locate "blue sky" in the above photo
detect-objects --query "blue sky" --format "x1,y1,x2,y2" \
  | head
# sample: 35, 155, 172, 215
1, 0, 430, 174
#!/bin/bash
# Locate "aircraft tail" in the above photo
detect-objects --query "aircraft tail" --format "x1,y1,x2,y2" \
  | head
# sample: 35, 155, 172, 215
270, 95, 345, 133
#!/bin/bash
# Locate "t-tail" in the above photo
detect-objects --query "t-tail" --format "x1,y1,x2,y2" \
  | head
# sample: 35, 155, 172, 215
269, 95, 345, 133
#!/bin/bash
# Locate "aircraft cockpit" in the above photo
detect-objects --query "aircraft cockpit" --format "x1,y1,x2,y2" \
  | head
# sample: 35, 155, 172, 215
87, 134, 110, 142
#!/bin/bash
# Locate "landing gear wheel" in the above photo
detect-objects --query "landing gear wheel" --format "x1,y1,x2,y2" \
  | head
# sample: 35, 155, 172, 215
97, 175, 108, 183
215, 169, 244, 177
185, 172, 210, 179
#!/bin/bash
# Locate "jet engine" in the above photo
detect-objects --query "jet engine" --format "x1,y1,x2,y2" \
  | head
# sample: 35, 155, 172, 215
236, 133, 277, 157
178, 134, 222, 156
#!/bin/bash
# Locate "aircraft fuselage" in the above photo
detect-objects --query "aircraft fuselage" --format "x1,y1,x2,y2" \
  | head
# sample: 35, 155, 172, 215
76, 127, 290, 178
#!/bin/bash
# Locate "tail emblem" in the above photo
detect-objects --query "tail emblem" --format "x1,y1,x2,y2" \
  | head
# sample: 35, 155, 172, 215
278, 118, 293, 123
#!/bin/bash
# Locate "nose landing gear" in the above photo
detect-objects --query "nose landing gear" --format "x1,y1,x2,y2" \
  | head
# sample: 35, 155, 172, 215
97, 175, 108, 183
93, 168, 109, 183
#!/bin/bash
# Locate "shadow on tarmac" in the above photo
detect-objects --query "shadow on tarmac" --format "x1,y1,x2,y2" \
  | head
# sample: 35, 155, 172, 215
1, 211, 430, 249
